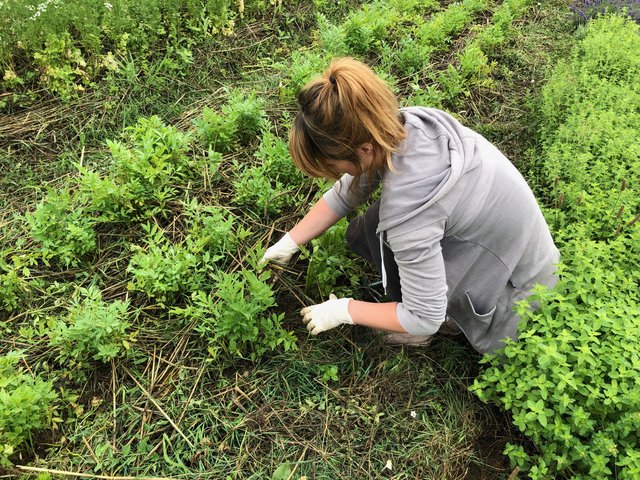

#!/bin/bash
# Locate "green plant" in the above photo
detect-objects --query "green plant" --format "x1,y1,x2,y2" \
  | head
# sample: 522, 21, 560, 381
183, 198, 237, 258
0, 351, 58, 467
232, 130, 307, 217
224, 90, 267, 146
76, 168, 136, 222
194, 106, 237, 153
278, 50, 328, 103
392, 36, 433, 77
25, 188, 97, 267
304, 219, 362, 298
108, 115, 194, 217
472, 0, 534, 53
171, 268, 297, 361
437, 64, 469, 107
539, 15, 640, 239
254, 131, 306, 186
457, 45, 494, 86
32, 32, 93, 101
0, 259, 27, 313
194, 90, 266, 152
472, 234, 640, 479
127, 223, 210, 303
472, 15, 640, 479
0, 0, 260, 104
232, 166, 288, 217
416, 0, 488, 49
405, 83, 445, 109
48, 285, 133, 366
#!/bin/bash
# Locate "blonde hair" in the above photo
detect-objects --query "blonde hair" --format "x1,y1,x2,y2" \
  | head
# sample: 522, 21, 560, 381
289, 57, 406, 180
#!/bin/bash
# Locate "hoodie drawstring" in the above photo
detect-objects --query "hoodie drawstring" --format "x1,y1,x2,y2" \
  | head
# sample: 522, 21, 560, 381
379, 232, 388, 295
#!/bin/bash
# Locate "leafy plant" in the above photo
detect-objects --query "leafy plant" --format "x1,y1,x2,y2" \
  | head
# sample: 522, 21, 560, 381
224, 90, 267, 146
232, 130, 307, 217
0, 351, 58, 467
127, 223, 211, 303
0, 259, 27, 314
472, 235, 640, 479
233, 166, 290, 217
0, 0, 263, 104
254, 131, 306, 186
25, 188, 97, 267
392, 36, 433, 77
32, 32, 93, 101
472, 15, 640, 479
278, 50, 327, 103
194, 106, 237, 153
171, 268, 297, 361
183, 198, 237, 258
48, 285, 133, 366
304, 219, 362, 298
415, 0, 488, 49
76, 168, 135, 222
194, 90, 266, 152
108, 115, 194, 216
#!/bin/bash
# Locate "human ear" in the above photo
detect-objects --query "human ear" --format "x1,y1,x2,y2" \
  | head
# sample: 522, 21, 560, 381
358, 143, 374, 155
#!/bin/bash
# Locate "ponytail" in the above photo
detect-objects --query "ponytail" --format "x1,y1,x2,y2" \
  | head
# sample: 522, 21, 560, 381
289, 58, 406, 180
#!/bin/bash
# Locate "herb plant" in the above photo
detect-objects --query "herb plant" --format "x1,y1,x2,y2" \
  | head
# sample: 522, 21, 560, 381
304, 219, 362, 298
127, 223, 210, 304
0, 351, 58, 467
472, 15, 640, 479
48, 285, 133, 366
194, 90, 267, 152
25, 189, 97, 268
171, 268, 297, 361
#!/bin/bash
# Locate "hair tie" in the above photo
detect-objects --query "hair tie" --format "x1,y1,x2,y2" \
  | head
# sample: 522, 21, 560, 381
329, 75, 337, 86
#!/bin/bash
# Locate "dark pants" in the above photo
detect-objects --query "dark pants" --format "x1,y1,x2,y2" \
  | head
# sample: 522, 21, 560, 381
345, 200, 403, 302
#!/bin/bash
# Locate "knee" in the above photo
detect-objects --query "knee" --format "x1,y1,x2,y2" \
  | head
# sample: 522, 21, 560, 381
345, 215, 365, 253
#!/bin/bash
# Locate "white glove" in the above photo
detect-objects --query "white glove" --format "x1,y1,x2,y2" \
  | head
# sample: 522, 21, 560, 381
261, 232, 300, 266
300, 294, 354, 335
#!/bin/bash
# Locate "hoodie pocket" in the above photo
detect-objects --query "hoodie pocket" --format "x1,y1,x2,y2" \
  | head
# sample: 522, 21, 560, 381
447, 292, 497, 350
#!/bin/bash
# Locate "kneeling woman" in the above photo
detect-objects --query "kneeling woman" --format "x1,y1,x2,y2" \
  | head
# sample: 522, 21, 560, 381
263, 58, 559, 354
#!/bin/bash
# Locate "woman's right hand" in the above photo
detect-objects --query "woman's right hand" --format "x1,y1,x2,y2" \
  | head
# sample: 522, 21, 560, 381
261, 232, 300, 266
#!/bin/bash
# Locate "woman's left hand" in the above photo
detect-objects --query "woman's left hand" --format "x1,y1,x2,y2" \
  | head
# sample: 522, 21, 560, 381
300, 294, 353, 335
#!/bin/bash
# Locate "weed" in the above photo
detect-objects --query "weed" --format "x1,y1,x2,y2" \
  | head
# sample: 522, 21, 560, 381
172, 268, 297, 361
194, 106, 237, 153
194, 90, 267, 152
0, 258, 27, 314
25, 188, 97, 268
232, 129, 307, 218
48, 285, 133, 368
303, 218, 362, 298
0, 351, 58, 467
127, 223, 211, 304
183, 198, 237, 258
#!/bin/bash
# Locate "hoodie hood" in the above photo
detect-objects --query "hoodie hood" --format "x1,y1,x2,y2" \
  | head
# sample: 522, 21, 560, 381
377, 107, 481, 234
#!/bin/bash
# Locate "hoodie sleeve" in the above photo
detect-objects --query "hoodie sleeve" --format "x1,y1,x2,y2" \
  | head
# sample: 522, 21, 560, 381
387, 209, 449, 335
323, 173, 381, 218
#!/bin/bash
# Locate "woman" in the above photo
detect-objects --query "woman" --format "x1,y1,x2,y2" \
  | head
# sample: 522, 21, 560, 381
262, 58, 559, 354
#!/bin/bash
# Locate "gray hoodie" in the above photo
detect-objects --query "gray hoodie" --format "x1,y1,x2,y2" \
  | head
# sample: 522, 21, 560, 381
323, 107, 559, 353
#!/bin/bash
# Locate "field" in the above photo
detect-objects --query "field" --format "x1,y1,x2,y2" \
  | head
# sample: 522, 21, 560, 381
1, 0, 639, 478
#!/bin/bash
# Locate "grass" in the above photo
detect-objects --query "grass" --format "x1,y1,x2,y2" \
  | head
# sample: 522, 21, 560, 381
0, 0, 578, 477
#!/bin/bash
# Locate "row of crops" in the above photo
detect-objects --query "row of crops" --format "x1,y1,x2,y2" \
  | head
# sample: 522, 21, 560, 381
473, 14, 640, 479
1, 0, 639, 477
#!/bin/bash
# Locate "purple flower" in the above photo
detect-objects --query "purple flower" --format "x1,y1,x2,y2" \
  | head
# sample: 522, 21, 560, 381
570, 0, 640, 23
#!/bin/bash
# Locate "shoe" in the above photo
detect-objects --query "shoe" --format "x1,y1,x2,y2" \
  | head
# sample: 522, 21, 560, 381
438, 316, 462, 336
384, 333, 433, 346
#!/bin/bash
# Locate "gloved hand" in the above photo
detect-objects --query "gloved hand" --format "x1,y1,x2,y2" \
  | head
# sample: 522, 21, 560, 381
300, 294, 354, 335
261, 232, 300, 266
